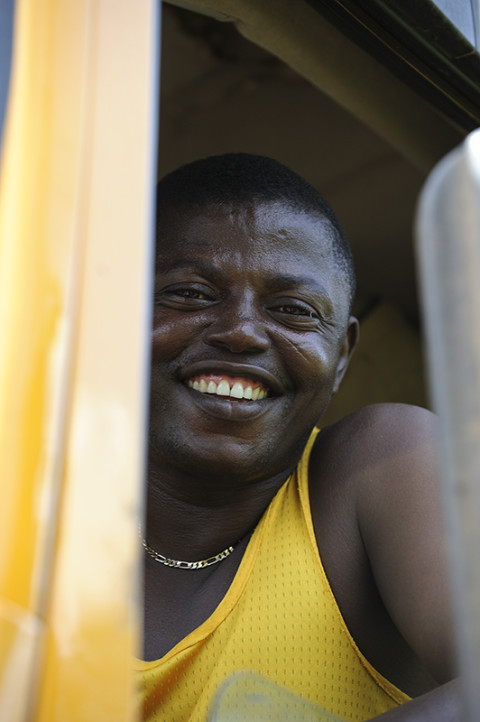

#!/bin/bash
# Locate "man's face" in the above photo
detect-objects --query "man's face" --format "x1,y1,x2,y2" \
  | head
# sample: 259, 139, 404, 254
149, 202, 357, 484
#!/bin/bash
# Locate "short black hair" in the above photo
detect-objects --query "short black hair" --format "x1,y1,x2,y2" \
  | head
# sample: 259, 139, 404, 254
156, 153, 356, 309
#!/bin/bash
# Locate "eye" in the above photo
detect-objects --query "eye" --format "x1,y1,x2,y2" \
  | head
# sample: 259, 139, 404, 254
154, 283, 218, 309
269, 300, 322, 329
170, 288, 207, 300
275, 304, 318, 318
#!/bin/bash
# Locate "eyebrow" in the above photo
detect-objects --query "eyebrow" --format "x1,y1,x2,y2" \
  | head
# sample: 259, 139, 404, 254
156, 261, 333, 303
158, 261, 325, 288
155, 260, 224, 282
265, 273, 329, 295
268, 274, 335, 317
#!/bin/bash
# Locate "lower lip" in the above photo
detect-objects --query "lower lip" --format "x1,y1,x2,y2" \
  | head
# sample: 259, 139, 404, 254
186, 386, 274, 421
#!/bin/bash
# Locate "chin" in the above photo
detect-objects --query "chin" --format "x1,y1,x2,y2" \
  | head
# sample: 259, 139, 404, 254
150, 427, 277, 482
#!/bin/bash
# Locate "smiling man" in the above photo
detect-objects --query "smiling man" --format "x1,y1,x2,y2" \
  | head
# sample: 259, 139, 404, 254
138, 154, 459, 721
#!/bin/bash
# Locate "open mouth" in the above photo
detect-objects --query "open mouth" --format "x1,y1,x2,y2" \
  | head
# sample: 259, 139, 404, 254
187, 374, 269, 401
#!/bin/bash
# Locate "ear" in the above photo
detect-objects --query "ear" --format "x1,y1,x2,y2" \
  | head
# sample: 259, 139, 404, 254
332, 316, 359, 394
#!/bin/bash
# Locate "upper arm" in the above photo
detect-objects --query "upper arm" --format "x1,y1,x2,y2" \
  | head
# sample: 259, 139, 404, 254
356, 404, 456, 685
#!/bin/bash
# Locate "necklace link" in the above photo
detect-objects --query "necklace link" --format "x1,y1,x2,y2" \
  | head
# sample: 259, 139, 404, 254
141, 537, 236, 570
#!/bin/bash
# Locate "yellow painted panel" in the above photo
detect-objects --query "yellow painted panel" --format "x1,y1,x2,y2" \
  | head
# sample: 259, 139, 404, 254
0, 6, 93, 711
0, 0, 89, 614
0, 0, 159, 719
0, 600, 42, 720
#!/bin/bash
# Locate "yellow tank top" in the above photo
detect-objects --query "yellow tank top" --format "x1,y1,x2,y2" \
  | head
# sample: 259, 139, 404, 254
135, 430, 410, 721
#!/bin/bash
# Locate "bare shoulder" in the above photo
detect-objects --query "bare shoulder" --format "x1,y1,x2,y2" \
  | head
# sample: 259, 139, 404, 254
318, 403, 442, 557
309, 404, 454, 690
309, 402, 440, 522
313, 402, 438, 470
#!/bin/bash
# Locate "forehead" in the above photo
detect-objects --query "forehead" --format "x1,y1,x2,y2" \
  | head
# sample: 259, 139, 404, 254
157, 201, 337, 268
156, 203, 351, 323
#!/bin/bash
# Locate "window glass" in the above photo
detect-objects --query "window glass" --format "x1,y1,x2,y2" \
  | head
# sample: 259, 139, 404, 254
432, 0, 477, 47
0, 0, 14, 146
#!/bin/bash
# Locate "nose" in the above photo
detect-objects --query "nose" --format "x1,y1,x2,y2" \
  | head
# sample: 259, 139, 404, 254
203, 296, 270, 354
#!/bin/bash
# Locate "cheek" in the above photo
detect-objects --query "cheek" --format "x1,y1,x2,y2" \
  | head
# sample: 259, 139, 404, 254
277, 333, 336, 386
151, 315, 201, 360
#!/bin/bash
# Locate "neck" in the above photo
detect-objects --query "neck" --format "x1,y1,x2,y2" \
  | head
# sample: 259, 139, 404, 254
145, 462, 294, 562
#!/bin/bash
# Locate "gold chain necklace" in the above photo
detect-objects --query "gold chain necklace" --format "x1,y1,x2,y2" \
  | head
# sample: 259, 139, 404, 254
141, 536, 236, 570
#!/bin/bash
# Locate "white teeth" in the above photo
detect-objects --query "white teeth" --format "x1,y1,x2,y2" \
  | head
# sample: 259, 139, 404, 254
188, 377, 269, 400
230, 382, 244, 399
217, 380, 230, 396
